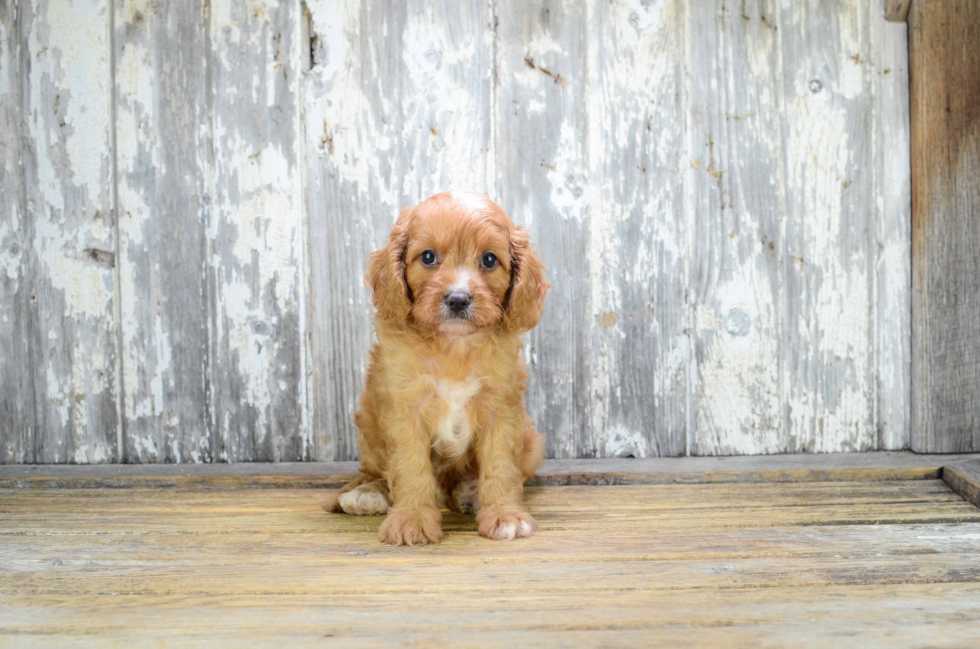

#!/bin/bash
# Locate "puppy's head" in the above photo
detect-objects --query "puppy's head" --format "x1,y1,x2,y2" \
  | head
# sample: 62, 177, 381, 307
365, 192, 548, 336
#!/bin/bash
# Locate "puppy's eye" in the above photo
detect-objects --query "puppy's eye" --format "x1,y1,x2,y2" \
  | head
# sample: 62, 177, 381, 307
481, 252, 498, 270
420, 250, 438, 266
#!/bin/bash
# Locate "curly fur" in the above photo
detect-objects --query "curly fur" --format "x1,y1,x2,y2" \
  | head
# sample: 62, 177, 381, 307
325, 192, 549, 546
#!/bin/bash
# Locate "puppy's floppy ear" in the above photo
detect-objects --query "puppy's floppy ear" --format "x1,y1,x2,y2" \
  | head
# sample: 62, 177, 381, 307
503, 226, 549, 333
365, 209, 413, 322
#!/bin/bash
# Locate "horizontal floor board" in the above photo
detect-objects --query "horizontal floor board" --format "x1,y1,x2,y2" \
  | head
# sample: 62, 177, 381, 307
4, 583, 980, 635
4, 523, 980, 566
4, 452, 980, 489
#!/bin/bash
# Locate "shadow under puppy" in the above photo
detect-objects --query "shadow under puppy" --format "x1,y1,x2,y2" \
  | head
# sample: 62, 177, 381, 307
325, 192, 549, 546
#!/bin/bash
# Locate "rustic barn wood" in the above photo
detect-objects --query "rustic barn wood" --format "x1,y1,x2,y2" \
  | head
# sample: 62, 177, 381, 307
2, 478, 980, 643
0, 0, 916, 462
113, 0, 213, 462
780, 2, 878, 453
208, 0, 309, 462
5, 452, 980, 490
494, 0, 595, 459
875, 12, 913, 451
910, 0, 980, 453
686, 0, 785, 454
944, 460, 980, 509
584, 0, 688, 457
12, 0, 120, 463
0, 1, 34, 463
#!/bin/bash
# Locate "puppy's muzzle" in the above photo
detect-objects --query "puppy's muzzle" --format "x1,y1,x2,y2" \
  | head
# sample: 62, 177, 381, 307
444, 291, 472, 317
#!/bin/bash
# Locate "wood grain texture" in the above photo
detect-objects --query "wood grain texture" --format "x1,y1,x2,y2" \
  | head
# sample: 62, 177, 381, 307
3, 587, 980, 648
686, 0, 785, 455
10, 451, 980, 488
875, 18, 912, 450
493, 0, 592, 459
303, 0, 494, 460
584, 0, 687, 457
944, 460, 980, 509
780, 0, 879, 453
0, 0, 35, 463
2, 481, 980, 645
686, 0, 910, 455
208, 0, 309, 461
113, 0, 213, 462
20, 0, 119, 463
910, 0, 980, 453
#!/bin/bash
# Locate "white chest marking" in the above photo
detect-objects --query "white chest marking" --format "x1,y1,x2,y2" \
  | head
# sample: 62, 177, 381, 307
432, 378, 482, 458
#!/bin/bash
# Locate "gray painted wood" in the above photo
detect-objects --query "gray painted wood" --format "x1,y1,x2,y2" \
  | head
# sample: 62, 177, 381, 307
494, 0, 594, 459
303, 0, 494, 460
0, 0, 35, 463
686, 0, 785, 455
20, 0, 119, 463
779, 1, 879, 453
208, 0, 309, 462
113, 0, 213, 462
0, 0, 915, 462
876, 19, 912, 450
910, 0, 980, 453
583, 0, 688, 457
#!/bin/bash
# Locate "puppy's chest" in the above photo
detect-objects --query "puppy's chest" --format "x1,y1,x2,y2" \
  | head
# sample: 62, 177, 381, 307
431, 377, 482, 458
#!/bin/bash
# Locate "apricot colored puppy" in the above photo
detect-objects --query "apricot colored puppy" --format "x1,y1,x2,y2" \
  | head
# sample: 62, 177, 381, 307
326, 192, 549, 546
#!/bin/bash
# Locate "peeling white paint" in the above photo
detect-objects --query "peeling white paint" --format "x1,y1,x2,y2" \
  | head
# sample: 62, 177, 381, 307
2, 0, 912, 463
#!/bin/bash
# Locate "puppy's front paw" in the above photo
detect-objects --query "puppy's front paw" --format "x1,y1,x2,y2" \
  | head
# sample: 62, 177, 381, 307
378, 507, 443, 546
477, 509, 539, 541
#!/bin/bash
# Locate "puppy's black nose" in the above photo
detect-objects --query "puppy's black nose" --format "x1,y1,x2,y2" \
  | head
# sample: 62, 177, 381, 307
444, 291, 472, 314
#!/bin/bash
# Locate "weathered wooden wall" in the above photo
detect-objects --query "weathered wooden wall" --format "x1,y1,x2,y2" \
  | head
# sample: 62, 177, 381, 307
909, 0, 980, 453
0, 0, 912, 463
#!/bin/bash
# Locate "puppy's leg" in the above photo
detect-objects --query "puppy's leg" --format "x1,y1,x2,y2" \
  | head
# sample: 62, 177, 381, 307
377, 418, 443, 546
326, 395, 389, 514
474, 419, 539, 541
520, 419, 546, 479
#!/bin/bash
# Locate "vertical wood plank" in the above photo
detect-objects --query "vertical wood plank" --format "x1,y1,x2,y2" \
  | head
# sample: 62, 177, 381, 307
494, 0, 591, 458
304, 0, 493, 460
22, 0, 119, 463
584, 0, 687, 456
208, 0, 309, 461
909, 0, 980, 453
685, 0, 785, 455
875, 18, 911, 449
0, 0, 35, 463
114, 0, 212, 462
779, 0, 878, 453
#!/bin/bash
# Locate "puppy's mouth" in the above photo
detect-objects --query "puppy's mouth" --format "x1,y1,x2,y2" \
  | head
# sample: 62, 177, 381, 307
438, 313, 478, 336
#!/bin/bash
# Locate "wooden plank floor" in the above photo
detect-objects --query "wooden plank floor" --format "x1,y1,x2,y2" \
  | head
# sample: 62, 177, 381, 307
3, 474, 980, 646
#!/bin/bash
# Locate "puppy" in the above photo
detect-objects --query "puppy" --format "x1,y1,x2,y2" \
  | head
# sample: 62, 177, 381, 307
326, 191, 549, 546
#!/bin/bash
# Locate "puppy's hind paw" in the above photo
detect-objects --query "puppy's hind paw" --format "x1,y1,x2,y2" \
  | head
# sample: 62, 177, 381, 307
337, 485, 389, 516
451, 478, 481, 515
477, 509, 539, 541
379, 507, 443, 546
